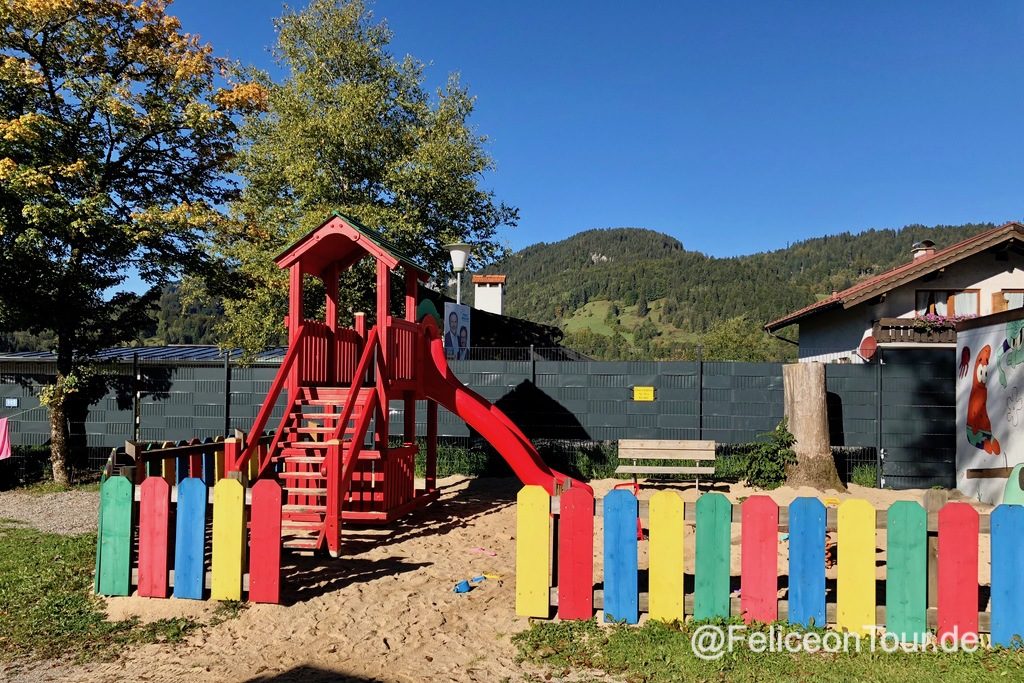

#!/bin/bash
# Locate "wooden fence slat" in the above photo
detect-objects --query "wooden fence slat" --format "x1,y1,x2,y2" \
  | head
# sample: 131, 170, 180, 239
741, 496, 778, 623
173, 478, 207, 600
162, 456, 175, 488
249, 479, 283, 604
991, 504, 1024, 648
98, 476, 133, 596
837, 499, 876, 635
188, 439, 202, 479
247, 451, 260, 483
557, 486, 594, 620
211, 478, 246, 601
649, 490, 684, 622
603, 489, 639, 624
938, 502, 979, 643
694, 492, 730, 620
886, 501, 927, 642
788, 497, 825, 628
515, 486, 551, 617
176, 451, 189, 486
558, 486, 594, 620
137, 477, 171, 598
202, 450, 217, 487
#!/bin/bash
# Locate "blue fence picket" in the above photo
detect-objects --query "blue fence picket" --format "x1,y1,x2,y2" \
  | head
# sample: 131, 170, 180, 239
603, 489, 638, 624
788, 497, 826, 628
992, 504, 1024, 647
173, 477, 207, 600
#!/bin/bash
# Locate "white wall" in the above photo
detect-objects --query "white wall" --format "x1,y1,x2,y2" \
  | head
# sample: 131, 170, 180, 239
798, 250, 1024, 362
474, 283, 503, 315
956, 313, 1024, 503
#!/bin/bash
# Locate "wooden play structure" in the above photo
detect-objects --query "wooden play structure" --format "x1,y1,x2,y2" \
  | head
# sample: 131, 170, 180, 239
516, 486, 1024, 647
96, 213, 582, 603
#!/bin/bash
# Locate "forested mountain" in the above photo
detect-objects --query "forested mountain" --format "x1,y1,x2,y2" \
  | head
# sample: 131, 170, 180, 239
0, 283, 222, 352
0, 221, 1002, 359
473, 222, 998, 360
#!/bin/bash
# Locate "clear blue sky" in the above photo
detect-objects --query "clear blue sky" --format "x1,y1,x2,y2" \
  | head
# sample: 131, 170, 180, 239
173, 0, 1024, 257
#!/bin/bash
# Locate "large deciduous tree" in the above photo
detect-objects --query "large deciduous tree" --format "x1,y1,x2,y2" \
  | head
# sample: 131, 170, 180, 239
211, 0, 518, 353
0, 0, 252, 485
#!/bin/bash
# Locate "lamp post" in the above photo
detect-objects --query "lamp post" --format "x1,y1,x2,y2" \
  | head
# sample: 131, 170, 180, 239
443, 242, 472, 305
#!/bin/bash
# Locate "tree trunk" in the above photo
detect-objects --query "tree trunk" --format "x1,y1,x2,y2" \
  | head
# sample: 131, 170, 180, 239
783, 362, 846, 491
49, 387, 71, 488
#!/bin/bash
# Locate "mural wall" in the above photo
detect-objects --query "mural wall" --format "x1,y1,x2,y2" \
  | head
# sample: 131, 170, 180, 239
956, 309, 1024, 503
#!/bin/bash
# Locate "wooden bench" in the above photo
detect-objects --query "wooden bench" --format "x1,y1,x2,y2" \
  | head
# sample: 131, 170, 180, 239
615, 439, 717, 489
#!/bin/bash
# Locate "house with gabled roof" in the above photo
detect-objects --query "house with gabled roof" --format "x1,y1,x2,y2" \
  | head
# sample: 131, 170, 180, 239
765, 222, 1024, 362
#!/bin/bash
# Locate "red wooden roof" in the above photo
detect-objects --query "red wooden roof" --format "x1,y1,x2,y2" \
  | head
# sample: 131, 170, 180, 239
765, 222, 1024, 332
275, 213, 429, 280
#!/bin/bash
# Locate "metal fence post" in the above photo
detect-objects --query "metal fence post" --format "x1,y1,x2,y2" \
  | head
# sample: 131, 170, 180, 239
875, 347, 884, 488
223, 350, 232, 437
530, 344, 536, 384
697, 345, 704, 440
132, 352, 140, 441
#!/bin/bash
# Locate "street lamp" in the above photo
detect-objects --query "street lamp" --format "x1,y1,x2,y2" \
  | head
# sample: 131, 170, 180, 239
444, 242, 472, 305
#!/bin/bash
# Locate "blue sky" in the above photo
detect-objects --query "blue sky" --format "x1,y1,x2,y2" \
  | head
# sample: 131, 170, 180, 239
173, 0, 1024, 257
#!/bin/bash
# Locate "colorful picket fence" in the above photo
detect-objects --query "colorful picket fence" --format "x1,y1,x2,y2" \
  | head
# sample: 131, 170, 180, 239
96, 474, 283, 604
516, 486, 1024, 645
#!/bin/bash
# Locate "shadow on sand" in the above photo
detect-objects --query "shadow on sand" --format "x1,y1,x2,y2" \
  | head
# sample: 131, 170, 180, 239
280, 476, 519, 604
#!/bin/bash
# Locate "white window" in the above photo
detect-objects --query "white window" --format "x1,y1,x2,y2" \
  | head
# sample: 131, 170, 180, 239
1004, 291, 1024, 311
916, 289, 978, 316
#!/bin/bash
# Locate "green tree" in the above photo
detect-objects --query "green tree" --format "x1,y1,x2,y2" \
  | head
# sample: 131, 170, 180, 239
700, 315, 791, 362
636, 296, 649, 317
0, 0, 244, 485
211, 0, 518, 353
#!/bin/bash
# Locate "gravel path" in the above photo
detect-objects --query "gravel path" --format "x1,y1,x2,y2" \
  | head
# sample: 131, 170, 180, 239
0, 490, 99, 535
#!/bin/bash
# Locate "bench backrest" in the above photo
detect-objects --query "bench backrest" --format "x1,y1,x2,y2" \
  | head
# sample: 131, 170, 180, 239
618, 439, 716, 461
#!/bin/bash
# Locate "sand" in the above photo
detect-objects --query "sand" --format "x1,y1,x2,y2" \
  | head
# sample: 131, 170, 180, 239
8, 476, 994, 682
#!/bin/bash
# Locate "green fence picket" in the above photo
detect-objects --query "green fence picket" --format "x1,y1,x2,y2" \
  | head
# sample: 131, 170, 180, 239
886, 501, 927, 642
97, 476, 133, 596
694, 492, 731, 620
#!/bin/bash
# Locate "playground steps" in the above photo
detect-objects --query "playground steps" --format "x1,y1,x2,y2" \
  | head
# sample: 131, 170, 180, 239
276, 386, 375, 554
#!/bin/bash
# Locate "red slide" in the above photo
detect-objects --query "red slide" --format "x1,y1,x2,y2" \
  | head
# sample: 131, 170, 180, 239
420, 324, 590, 496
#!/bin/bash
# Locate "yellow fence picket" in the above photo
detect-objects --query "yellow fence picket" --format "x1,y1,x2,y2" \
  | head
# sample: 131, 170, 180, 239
516, 485, 551, 617
211, 478, 246, 601
837, 499, 876, 634
648, 490, 684, 622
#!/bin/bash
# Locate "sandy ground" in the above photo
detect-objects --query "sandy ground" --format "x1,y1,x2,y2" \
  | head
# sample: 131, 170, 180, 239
4, 476, 995, 683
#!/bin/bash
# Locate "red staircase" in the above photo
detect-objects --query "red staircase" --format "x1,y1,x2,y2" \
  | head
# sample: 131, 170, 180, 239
275, 386, 375, 552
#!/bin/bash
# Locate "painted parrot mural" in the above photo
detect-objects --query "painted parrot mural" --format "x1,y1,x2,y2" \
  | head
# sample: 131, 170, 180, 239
965, 344, 1001, 455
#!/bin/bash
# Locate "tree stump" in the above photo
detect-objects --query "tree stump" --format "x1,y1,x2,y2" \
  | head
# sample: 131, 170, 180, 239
783, 363, 846, 491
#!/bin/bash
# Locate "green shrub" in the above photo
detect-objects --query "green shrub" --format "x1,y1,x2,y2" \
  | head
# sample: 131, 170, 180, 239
743, 418, 797, 490
850, 464, 878, 487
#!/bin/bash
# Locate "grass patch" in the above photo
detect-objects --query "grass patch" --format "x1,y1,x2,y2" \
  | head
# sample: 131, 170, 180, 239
0, 521, 202, 663
17, 480, 101, 495
514, 619, 1024, 682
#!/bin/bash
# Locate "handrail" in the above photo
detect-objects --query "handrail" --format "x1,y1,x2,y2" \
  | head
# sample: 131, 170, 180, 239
233, 325, 309, 472
328, 326, 380, 444
126, 435, 272, 463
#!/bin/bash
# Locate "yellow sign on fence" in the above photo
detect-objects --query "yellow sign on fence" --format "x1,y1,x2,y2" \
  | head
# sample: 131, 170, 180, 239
632, 386, 655, 402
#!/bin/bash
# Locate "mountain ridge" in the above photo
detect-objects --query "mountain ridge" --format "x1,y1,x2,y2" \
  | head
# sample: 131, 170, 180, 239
474, 221, 999, 359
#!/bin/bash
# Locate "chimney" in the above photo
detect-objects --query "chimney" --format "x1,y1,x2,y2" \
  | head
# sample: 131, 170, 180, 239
472, 274, 506, 315
911, 240, 936, 260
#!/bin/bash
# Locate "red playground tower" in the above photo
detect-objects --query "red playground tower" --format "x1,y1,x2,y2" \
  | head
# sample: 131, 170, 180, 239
224, 213, 581, 555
